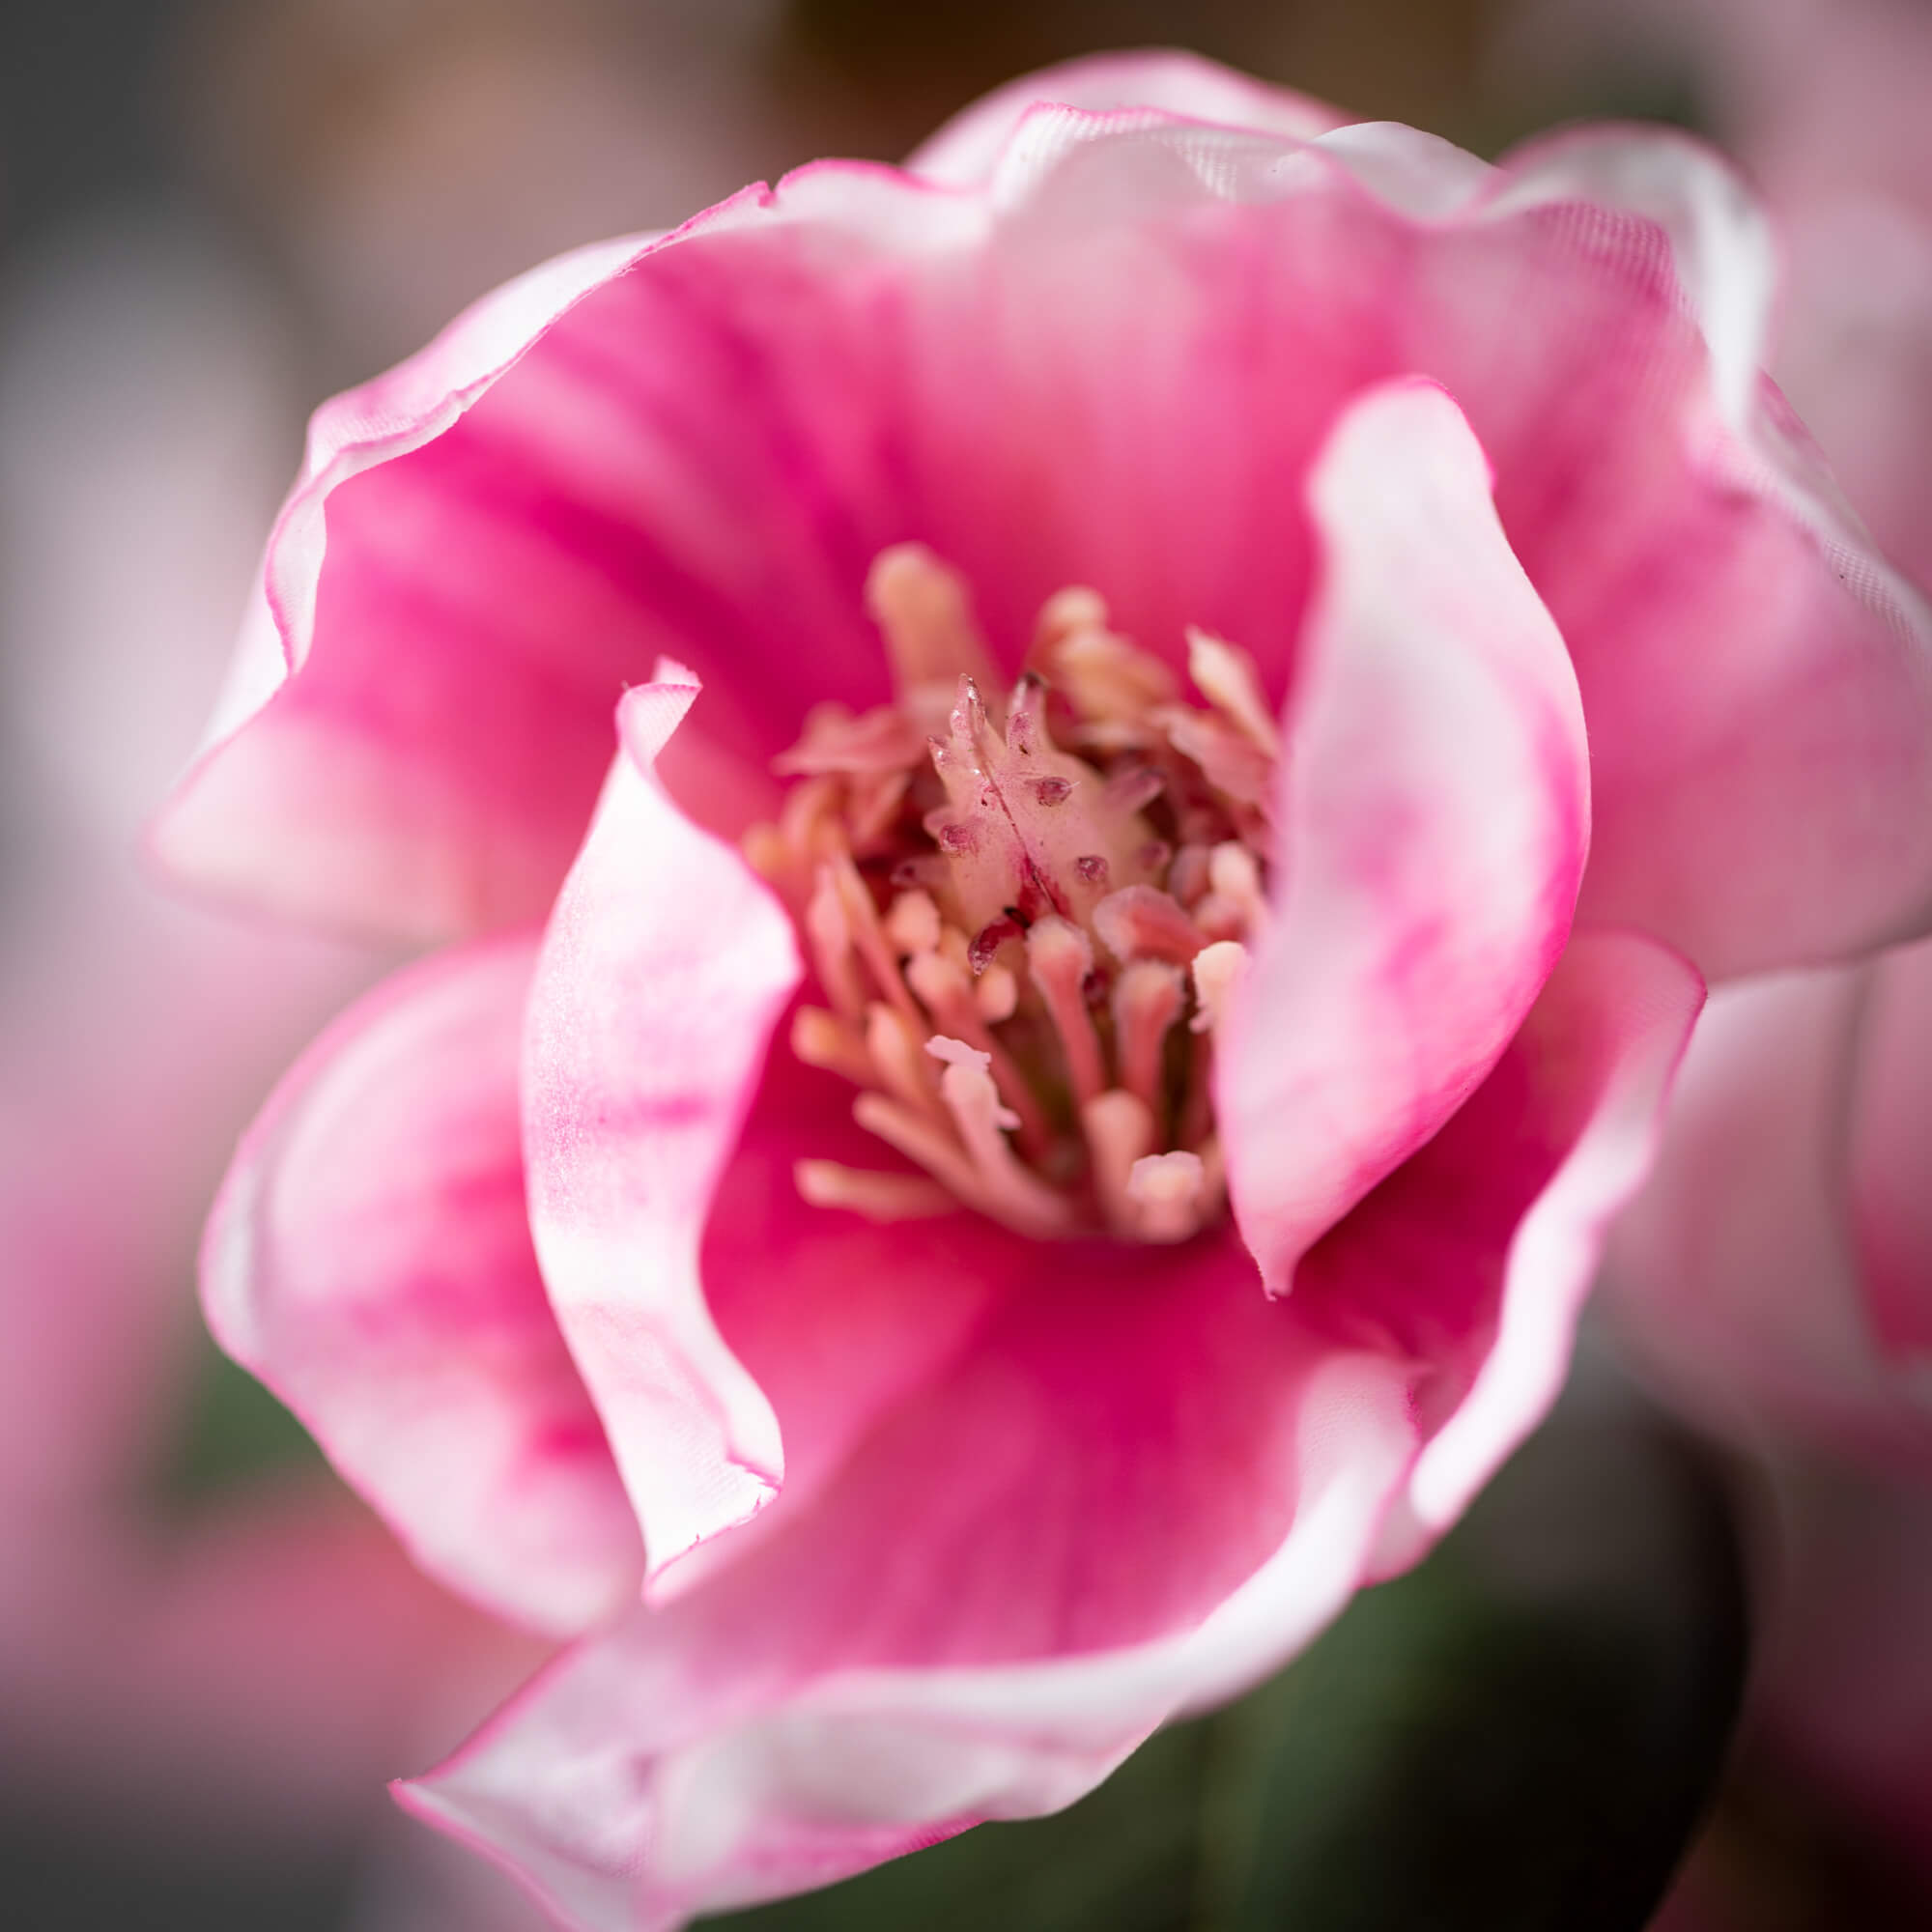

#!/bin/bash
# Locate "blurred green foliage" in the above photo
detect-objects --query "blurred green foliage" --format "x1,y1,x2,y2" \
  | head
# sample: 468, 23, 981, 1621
155, 1311, 326, 1508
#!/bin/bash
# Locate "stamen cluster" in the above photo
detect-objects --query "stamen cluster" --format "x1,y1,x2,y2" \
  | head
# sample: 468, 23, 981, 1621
745, 546, 1277, 1244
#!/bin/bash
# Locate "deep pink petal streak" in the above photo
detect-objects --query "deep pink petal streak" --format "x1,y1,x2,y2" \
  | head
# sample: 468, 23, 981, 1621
1223, 378, 1588, 1293
395, 924, 1701, 1928
155, 94, 1932, 977
1306, 927, 1706, 1564
399, 1234, 1412, 1930
135, 51, 1928, 1927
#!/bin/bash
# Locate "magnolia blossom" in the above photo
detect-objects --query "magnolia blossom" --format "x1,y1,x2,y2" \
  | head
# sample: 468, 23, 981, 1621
155, 52, 1932, 1929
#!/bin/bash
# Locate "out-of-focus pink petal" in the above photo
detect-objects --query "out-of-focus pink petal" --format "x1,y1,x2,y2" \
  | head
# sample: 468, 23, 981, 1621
1773, 199, 1932, 591
156, 83, 1932, 969
1469, 128, 1932, 972
1223, 379, 1588, 1293
204, 932, 642, 1637
398, 1231, 1415, 1929
1303, 929, 1705, 1569
1849, 937, 1932, 1361
905, 49, 1349, 188
1605, 961, 1932, 1474
522, 669, 802, 1591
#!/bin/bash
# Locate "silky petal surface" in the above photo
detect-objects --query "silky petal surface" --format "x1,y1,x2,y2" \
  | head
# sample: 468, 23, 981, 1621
151, 231, 667, 940
1773, 199, 1932, 593
202, 932, 641, 1636
156, 71, 1932, 972
522, 671, 803, 1589
1479, 128, 1932, 970
398, 927, 1700, 1927
1222, 379, 1588, 1293
676, 1043, 1009, 1591
1301, 928, 1706, 1567
400, 1231, 1414, 1930
1607, 952, 1932, 1475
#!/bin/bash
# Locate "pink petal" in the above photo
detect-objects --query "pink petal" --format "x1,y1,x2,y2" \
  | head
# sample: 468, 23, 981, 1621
679, 1041, 1011, 1590
1607, 955, 1932, 1474
1462, 128, 1932, 973
1221, 379, 1589, 1293
393, 930, 1695, 1926
157, 81, 1932, 972
521, 670, 803, 1591
203, 932, 641, 1637
151, 231, 675, 941
398, 1233, 1415, 1929
1300, 928, 1706, 1568
1773, 199, 1932, 593
905, 49, 1348, 188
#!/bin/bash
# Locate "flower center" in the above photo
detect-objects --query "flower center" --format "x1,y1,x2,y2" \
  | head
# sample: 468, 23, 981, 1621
744, 545, 1275, 1244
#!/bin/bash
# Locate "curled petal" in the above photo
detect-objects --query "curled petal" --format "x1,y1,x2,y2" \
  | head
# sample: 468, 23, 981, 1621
669, 1041, 1011, 1594
1222, 379, 1589, 1293
1474, 127, 1932, 972
1301, 928, 1707, 1567
1607, 946, 1932, 1475
156, 75, 1932, 974
202, 933, 641, 1636
152, 232, 674, 941
522, 668, 803, 1591
399, 1232, 1415, 1928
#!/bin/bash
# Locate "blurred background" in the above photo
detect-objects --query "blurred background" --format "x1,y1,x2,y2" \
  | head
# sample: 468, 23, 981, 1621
2, 2, 1927, 1926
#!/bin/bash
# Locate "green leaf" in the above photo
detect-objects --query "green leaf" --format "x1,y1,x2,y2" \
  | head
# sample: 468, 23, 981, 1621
154, 1310, 327, 1508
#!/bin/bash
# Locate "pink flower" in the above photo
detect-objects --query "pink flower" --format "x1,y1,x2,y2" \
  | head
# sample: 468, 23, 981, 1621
154, 52, 1932, 1929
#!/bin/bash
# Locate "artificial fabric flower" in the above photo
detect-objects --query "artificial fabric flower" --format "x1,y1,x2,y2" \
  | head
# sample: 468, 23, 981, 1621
155, 51, 1932, 1929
